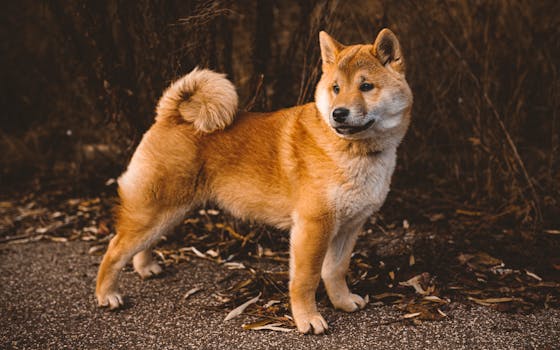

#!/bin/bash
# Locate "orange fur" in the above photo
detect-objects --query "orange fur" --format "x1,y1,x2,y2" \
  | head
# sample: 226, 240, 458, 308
96, 29, 413, 335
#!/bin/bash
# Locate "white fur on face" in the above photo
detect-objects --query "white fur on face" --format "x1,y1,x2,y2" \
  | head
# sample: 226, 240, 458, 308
370, 88, 409, 130
378, 115, 402, 129
315, 70, 411, 139
315, 84, 332, 125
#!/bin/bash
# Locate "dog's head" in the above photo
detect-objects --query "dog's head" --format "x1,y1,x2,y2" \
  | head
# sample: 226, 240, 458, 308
315, 29, 413, 142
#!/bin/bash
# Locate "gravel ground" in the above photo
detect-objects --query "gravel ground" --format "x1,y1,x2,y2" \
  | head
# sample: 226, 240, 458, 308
0, 242, 559, 349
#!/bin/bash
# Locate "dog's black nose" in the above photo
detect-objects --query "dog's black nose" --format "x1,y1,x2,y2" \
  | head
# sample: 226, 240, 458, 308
332, 108, 350, 123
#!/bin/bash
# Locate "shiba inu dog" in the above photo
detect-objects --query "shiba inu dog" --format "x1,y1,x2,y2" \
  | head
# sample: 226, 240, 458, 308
96, 28, 412, 334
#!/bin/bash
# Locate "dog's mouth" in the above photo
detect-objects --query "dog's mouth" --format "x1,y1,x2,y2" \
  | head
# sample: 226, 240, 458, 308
334, 119, 375, 135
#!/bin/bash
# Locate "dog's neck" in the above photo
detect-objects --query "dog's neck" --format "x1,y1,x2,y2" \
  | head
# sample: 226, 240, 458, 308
341, 140, 385, 158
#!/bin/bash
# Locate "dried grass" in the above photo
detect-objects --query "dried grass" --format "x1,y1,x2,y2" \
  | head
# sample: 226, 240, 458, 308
1, 1, 558, 227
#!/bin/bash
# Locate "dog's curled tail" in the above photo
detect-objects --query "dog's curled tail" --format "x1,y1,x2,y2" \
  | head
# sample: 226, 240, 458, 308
156, 68, 238, 133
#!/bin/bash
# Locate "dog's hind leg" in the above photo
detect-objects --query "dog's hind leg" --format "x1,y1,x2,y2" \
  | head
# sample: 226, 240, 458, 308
95, 207, 186, 309
133, 249, 163, 279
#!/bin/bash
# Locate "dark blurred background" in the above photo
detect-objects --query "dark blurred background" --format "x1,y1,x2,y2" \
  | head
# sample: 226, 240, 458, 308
1, 0, 559, 230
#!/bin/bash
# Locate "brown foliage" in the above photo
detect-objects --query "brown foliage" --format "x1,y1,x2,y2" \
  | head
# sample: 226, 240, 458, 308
1, 0, 558, 228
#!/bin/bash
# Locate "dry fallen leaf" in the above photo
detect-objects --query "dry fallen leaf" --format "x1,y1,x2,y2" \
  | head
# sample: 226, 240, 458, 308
468, 296, 514, 306
223, 262, 246, 270
403, 220, 410, 229
263, 300, 281, 308
373, 293, 405, 302
243, 321, 292, 332
428, 213, 445, 222
247, 324, 293, 332
242, 319, 273, 330
437, 308, 447, 317
405, 303, 446, 321
525, 270, 542, 281
88, 245, 105, 255
224, 293, 261, 321
182, 287, 202, 300
205, 249, 219, 258
455, 209, 482, 216
47, 236, 68, 243
399, 274, 430, 295
189, 246, 207, 258
423, 295, 448, 304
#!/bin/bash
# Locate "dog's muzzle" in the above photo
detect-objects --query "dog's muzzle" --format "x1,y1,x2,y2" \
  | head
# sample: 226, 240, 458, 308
334, 119, 376, 135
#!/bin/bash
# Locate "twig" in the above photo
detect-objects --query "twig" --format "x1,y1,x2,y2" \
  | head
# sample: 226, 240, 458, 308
0, 233, 38, 244
242, 312, 293, 324
244, 74, 264, 112
438, 31, 542, 225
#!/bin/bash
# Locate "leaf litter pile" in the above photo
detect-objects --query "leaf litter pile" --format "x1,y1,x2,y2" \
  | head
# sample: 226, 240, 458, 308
1, 188, 559, 332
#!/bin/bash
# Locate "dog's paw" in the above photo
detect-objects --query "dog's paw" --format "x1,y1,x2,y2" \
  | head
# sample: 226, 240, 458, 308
294, 312, 328, 335
134, 261, 163, 279
97, 292, 124, 310
332, 293, 367, 312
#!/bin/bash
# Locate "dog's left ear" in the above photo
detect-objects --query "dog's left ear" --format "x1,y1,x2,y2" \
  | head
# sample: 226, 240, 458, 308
319, 31, 345, 65
373, 29, 405, 74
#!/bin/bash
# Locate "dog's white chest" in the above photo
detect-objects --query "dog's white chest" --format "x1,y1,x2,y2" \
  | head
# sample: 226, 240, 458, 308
330, 150, 396, 224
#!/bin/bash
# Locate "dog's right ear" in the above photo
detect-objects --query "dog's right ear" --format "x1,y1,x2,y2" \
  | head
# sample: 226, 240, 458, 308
319, 31, 344, 65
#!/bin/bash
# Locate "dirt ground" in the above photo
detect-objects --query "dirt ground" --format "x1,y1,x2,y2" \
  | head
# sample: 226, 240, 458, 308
1, 241, 558, 350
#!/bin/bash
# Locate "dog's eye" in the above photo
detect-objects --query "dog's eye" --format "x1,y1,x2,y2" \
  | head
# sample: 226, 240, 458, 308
333, 84, 340, 94
359, 83, 374, 92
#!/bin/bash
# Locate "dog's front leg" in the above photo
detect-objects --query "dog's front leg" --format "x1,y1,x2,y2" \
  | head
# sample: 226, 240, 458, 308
289, 214, 332, 334
321, 221, 367, 312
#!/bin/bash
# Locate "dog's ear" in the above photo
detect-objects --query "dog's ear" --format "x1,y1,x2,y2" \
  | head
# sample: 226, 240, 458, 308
319, 31, 344, 65
373, 29, 405, 74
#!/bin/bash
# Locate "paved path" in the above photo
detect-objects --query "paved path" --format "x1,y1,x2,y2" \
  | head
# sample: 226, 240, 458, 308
1, 242, 558, 349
